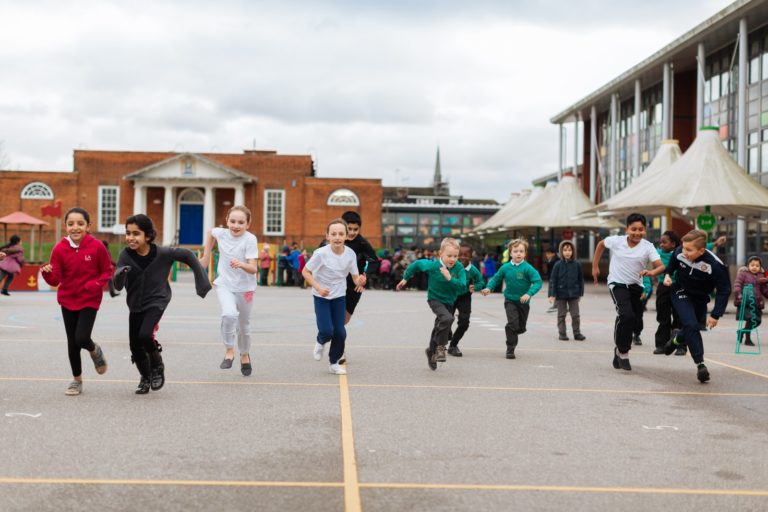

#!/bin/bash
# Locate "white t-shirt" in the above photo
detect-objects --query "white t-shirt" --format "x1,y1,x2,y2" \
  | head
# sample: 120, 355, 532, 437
305, 245, 358, 300
212, 227, 258, 292
603, 235, 660, 286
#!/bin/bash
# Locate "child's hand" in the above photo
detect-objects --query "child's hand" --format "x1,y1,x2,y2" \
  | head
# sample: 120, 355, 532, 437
439, 267, 451, 280
520, 294, 530, 304
592, 266, 600, 284
40, 263, 52, 273
469, 284, 475, 293
230, 258, 242, 269
640, 293, 647, 300
316, 286, 330, 297
706, 316, 718, 330
396, 280, 407, 291
663, 275, 672, 286
481, 288, 490, 296
548, 296, 555, 304
358, 274, 367, 287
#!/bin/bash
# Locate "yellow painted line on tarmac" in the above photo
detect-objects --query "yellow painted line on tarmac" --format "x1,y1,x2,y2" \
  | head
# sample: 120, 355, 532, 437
0, 477, 341, 488
338, 374, 362, 512
350, 382, 768, 398
359, 482, 768, 496
707, 358, 768, 380
0, 376, 337, 388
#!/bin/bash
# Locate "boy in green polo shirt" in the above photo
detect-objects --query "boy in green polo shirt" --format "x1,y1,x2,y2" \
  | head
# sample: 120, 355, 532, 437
397, 237, 467, 370
447, 243, 484, 357
482, 239, 542, 359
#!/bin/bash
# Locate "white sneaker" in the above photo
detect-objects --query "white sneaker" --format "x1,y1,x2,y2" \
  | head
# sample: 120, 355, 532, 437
329, 363, 347, 375
313, 342, 324, 361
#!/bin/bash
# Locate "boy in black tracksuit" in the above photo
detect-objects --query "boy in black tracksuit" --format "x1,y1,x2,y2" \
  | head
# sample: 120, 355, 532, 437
662, 229, 731, 383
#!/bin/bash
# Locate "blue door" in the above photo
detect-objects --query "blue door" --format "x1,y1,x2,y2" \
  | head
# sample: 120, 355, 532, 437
178, 204, 203, 245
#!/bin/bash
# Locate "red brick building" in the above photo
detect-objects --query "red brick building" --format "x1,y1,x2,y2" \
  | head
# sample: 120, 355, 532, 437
0, 149, 382, 250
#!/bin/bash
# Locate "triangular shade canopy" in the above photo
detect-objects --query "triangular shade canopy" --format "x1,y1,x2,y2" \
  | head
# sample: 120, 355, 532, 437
0, 211, 48, 226
474, 190, 528, 233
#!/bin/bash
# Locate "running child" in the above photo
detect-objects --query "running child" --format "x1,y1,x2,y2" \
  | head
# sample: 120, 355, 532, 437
113, 214, 211, 394
303, 218, 365, 375
547, 240, 585, 341
592, 213, 664, 371
481, 239, 542, 359
200, 206, 259, 376
447, 243, 484, 357
41, 207, 112, 396
733, 255, 768, 347
396, 237, 466, 370
661, 229, 731, 383
654, 231, 683, 355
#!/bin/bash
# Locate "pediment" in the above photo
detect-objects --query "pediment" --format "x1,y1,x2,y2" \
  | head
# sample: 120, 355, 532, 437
124, 153, 254, 183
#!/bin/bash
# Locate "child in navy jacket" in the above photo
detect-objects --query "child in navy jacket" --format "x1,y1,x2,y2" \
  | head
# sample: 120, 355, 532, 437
547, 240, 585, 341
662, 229, 731, 383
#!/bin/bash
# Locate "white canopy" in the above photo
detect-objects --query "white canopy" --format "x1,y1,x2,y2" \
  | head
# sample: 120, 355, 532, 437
589, 128, 768, 218
474, 191, 526, 233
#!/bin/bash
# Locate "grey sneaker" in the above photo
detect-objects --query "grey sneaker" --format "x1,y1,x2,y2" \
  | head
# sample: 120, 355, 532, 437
436, 345, 447, 362
65, 380, 82, 396
90, 344, 107, 375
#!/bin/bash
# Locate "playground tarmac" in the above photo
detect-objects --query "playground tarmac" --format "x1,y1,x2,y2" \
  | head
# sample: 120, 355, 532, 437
1, 275, 767, 511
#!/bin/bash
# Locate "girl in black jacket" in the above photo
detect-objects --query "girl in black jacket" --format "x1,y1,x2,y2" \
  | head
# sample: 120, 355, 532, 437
547, 240, 585, 341
113, 214, 211, 394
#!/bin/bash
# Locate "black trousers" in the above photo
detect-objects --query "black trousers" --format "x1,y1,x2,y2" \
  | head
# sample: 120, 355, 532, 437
504, 300, 530, 350
0, 269, 14, 291
608, 283, 644, 354
61, 307, 97, 378
428, 300, 455, 353
450, 292, 472, 346
670, 290, 708, 364
654, 283, 680, 348
129, 308, 165, 378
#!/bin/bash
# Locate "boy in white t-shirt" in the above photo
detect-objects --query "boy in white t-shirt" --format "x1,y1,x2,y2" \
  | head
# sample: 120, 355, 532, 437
591, 213, 665, 371
200, 206, 259, 376
302, 219, 365, 375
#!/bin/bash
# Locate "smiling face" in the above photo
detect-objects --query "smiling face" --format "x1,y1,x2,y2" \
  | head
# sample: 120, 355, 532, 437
226, 210, 250, 237
346, 222, 360, 241
659, 234, 676, 252
65, 213, 89, 244
626, 221, 647, 246
458, 246, 472, 267
327, 222, 348, 249
681, 240, 706, 261
510, 244, 526, 264
440, 245, 459, 268
125, 223, 150, 254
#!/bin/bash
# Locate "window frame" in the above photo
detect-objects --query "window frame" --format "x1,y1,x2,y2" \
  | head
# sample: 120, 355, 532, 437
263, 189, 285, 236
97, 185, 120, 232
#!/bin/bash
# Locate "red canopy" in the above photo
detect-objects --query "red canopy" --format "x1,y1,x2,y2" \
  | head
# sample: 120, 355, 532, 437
0, 211, 49, 226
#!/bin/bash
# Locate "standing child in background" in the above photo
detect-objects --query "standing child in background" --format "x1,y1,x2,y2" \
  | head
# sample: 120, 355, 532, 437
543, 247, 560, 312
447, 243, 484, 357
632, 274, 652, 345
303, 219, 364, 375
662, 229, 731, 383
114, 214, 211, 394
733, 255, 768, 346
200, 206, 259, 376
653, 231, 683, 355
547, 240, 585, 341
397, 237, 466, 370
482, 239, 542, 359
258, 243, 272, 287
0, 235, 24, 296
41, 208, 112, 396
591, 213, 664, 372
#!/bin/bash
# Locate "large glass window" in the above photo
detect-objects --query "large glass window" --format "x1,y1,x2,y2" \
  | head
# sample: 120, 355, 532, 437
264, 189, 285, 235
97, 186, 120, 232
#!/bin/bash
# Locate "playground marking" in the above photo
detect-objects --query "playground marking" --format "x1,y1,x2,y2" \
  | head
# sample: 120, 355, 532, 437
0, 324, 27, 329
706, 358, 768, 380
0, 477, 341, 488
0, 376, 337, 388
338, 374, 362, 512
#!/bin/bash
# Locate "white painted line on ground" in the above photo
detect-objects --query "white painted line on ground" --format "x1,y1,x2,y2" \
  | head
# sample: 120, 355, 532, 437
4, 412, 41, 418
0, 325, 27, 329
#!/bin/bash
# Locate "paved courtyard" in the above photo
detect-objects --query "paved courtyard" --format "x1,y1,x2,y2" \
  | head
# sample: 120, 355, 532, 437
1, 275, 767, 511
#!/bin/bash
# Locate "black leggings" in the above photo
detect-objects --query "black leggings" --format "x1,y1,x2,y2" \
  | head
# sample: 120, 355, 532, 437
129, 308, 165, 378
61, 307, 97, 378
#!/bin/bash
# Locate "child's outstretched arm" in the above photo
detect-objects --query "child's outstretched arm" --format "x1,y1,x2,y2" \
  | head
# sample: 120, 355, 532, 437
396, 259, 426, 291
302, 267, 329, 297
230, 257, 258, 275
481, 267, 502, 296
173, 248, 212, 298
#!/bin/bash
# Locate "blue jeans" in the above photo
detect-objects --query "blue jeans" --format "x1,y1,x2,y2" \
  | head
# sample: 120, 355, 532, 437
313, 296, 347, 364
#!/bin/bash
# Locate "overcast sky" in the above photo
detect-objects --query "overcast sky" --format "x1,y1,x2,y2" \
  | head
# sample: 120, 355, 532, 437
0, 0, 735, 201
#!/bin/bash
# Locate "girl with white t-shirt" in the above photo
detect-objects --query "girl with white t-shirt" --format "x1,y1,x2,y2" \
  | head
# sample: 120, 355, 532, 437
302, 219, 364, 375
200, 206, 259, 376
591, 213, 664, 372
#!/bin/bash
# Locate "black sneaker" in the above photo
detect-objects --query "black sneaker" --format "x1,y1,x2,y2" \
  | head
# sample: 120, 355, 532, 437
135, 376, 151, 395
425, 348, 437, 371
633, 335, 642, 346
653, 347, 665, 354
506, 349, 516, 359
619, 357, 632, 371
612, 349, 620, 369
0, 289, 9, 296
697, 363, 710, 383
745, 339, 756, 346
574, 334, 586, 341
663, 331, 680, 355
150, 363, 165, 391
558, 334, 569, 341
447, 345, 463, 357
674, 346, 687, 356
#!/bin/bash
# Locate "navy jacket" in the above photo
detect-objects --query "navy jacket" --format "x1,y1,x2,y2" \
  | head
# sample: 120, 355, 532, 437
548, 259, 584, 299
664, 247, 731, 319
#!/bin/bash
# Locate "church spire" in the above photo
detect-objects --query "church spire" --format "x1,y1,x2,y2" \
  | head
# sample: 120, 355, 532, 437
433, 146, 442, 189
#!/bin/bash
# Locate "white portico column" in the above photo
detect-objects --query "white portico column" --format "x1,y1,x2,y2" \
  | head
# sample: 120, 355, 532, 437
203, 186, 215, 239
234, 185, 244, 207
132, 183, 145, 214
162, 185, 175, 245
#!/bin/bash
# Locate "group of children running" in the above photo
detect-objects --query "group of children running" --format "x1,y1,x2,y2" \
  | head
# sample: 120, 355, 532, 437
39, 204, 745, 396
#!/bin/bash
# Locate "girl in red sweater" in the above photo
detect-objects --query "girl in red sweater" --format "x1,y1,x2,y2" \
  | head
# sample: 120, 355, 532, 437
41, 208, 112, 396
